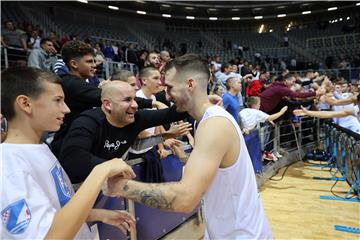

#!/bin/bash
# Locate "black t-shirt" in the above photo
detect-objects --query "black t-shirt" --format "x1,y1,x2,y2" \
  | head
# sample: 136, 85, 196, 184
59, 105, 187, 183
51, 74, 153, 157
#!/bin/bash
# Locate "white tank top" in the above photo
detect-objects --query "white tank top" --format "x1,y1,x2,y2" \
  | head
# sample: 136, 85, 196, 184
200, 106, 272, 239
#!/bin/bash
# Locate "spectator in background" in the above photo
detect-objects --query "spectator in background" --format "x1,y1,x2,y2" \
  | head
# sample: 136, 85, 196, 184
284, 35, 289, 47
212, 84, 224, 97
1, 20, 28, 66
125, 42, 139, 65
94, 43, 105, 64
111, 69, 139, 91
61, 33, 71, 46
27, 38, 57, 71
138, 49, 149, 70
144, 52, 161, 69
27, 30, 41, 49
102, 40, 115, 61
48, 31, 61, 52
260, 74, 322, 117
1, 21, 27, 51
223, 77, 242, 124
214, 63, 232, 88
160, 50, 171, 65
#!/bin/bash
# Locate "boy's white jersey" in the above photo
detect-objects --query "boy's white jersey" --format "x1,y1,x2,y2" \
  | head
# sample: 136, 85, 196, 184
1, 143, 93, 239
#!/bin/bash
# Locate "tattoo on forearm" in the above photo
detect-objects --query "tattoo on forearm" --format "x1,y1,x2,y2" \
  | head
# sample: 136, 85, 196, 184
122, 183, 176, 211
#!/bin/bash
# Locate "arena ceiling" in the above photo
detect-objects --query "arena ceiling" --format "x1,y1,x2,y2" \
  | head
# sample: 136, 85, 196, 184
90, 1, 359, 20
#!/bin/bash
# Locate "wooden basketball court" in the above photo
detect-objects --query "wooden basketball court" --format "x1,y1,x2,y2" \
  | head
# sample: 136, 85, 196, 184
260, 161, 359, 239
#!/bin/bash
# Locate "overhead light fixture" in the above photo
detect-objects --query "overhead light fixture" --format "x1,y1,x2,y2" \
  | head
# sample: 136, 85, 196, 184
77, 0, 88, 3
231, 9, 240, 12
209, 17, 218, 20
356, 2, 360, 6
339, 18, 343, 21
136, 10, 146, 15
186, 16, 195, 20
162, 14, 171, 18
185, 7, 194, 10
135, 0, 146, 3
277, 14, 286, 18
269, 29, 273, 32
328, 7, 338, 11
161, 4, 171, 8
286, 27, 290, 31
277, 6, 286, 9
302, 11, 311, 15
334, 19, 338, 22
258, 24, 264, 34
254, 16, 263, 19
347, 16, 350, 20
108, 6, 119, 10
208, 8, 217, 11
232, 17, 240, 20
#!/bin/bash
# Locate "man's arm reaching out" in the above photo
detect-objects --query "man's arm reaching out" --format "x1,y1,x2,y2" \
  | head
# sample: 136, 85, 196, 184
102, 117, 235, 213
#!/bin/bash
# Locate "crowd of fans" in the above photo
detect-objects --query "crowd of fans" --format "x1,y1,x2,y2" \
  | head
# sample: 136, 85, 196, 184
1, 19, 360, 163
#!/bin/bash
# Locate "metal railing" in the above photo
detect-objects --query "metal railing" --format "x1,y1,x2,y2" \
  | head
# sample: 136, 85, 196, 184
323, 121, 360, 199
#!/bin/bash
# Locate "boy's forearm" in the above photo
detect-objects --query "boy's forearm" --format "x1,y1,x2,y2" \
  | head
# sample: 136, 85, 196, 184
45, 165, 108, 239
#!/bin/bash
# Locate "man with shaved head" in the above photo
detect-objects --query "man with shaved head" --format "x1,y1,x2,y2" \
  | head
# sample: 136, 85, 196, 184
59, 81, 191, 184
103, 54, 272, 239
160, 50, 171, 64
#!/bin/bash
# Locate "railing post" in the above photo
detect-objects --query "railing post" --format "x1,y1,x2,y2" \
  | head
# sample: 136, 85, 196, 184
4, 47, 9, 69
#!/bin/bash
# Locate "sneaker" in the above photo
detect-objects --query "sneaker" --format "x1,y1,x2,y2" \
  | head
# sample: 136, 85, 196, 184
271, 153, 278, 161
273, 151, 283, 158
263, 151, 274, 161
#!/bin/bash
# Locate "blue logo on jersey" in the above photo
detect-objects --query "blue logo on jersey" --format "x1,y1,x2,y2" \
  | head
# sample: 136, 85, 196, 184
51, 164, 72, 207
1, 199, 31, 234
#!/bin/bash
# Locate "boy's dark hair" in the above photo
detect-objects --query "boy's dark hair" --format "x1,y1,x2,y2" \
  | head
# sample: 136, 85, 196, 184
1, 67, 61, 121
220, 63, 231, 72
165, 54, 210, 88
275, 75, 284, 82
61, 40, 94, 67
40, 38, 52, 46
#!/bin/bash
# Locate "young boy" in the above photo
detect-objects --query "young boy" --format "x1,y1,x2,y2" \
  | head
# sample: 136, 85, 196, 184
239, 96, 287, 161
1, 67, 136, 239
239, 96, 288, 131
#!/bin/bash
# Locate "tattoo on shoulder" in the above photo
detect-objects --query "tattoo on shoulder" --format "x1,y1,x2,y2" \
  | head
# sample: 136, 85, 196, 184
122, 183, 176, 210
